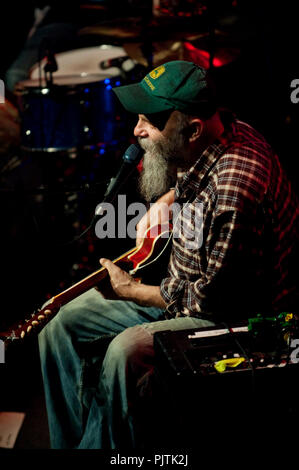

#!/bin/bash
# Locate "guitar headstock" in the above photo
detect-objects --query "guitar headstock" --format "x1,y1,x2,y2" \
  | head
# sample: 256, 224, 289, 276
0, 299, 58, 348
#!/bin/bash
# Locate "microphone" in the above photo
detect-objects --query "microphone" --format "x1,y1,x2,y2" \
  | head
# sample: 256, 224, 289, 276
63, 144, 143, 244
95, 143, 143, 214
100, 56, 130, 70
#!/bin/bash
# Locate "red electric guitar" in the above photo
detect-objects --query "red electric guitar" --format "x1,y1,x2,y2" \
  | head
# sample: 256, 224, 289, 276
0, 223, 173, 347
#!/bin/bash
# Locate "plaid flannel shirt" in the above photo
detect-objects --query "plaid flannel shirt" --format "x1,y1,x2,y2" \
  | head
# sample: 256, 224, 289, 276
160, 112, 299, 320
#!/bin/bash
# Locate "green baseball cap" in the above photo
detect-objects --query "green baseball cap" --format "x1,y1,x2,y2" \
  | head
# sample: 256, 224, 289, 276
113, 60, 214, 115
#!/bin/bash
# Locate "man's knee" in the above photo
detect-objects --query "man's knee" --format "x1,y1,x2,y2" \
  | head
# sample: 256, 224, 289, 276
104, 325, 154, 372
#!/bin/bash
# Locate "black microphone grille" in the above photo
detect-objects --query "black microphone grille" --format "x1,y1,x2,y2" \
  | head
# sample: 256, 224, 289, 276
122, 143, 143, 164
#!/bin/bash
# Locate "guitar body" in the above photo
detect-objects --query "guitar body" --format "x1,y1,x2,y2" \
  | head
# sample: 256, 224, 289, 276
0, 223, 172, 346
128, 222, 172, 283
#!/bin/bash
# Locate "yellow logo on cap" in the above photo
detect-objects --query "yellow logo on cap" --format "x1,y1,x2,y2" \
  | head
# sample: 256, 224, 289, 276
149, 65, 165, 79
144, 76, 155, 91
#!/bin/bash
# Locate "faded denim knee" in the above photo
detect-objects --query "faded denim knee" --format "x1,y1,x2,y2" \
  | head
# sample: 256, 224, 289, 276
102, 325, 154, 382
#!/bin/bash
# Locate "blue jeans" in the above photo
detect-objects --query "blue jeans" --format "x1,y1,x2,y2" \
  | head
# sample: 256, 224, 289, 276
38, 288, 215, 449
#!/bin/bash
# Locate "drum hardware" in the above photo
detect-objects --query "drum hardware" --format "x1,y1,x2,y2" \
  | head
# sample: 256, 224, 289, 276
29, 45, 131, 84
37, 37, 59, 89
99, 55, 137, 82
43, 48, 58, 88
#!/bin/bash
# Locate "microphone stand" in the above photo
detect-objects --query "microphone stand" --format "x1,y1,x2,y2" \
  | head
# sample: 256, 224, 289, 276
44, 49, 58, 87
36, 39, 58, 152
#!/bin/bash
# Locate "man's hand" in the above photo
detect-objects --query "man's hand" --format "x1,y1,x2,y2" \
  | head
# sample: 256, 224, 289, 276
99, 258, 167, 309
100, 258, 138, 300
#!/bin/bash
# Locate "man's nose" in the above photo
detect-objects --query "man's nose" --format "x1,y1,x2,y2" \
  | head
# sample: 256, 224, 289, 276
134, 118, 149, 138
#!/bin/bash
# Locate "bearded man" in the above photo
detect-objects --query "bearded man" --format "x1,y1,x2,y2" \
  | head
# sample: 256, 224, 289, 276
38, 61, 299, 449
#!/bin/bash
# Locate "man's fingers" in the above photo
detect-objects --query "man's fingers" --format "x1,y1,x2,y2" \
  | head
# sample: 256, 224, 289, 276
100, 258, 113, 270
100, 258, 122, 277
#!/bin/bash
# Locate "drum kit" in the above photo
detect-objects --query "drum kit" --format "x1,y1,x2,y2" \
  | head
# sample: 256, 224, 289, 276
13, 2, 240, 155
14, 45, 135, 153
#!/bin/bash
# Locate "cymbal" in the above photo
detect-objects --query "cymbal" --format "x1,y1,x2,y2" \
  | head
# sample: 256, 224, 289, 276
123, 40, 239, 69
123, 41, 184, 68
78, 16, 209, 42
79, 17, 239, 69
187, 29, 240, 49
79, 17, 141, 40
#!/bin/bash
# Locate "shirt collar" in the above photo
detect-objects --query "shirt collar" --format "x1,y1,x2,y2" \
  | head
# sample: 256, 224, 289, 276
175, 112, 236, 201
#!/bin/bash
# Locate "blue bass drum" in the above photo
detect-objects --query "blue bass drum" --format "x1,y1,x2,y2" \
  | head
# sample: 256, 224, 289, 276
16, 73, 124, 152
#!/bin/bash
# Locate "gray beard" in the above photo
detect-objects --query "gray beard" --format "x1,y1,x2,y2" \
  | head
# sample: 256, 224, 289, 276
138, 137, 183, 202
138, 152, 176, 202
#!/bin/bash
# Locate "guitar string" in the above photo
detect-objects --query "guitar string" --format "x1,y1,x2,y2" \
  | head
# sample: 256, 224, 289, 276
129, 196, 197, 274
129, 229, 174, 274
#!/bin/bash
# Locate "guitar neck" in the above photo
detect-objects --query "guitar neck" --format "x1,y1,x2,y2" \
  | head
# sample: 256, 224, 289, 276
1, 246, 137, 346
1, 223, 172, 347
53, 245, 137, 306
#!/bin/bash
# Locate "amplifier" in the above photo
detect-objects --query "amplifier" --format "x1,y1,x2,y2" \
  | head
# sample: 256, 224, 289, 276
152, 321, 299, 445
154, 321, 299, 378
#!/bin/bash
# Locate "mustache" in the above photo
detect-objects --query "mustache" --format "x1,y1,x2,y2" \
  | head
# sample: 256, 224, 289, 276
137, 137, 169, 161
138, 137, 153, 151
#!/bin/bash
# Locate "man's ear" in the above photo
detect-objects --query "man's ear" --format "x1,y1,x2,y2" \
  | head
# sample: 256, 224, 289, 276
187, 118, 203, 142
